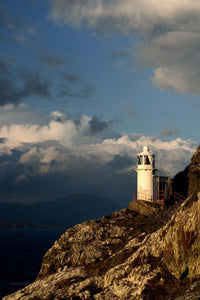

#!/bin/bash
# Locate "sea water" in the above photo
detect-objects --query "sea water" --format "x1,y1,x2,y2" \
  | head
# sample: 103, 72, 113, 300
0, 228, 66, 298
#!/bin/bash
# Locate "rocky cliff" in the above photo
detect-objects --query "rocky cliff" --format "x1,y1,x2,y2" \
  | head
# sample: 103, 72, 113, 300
4, 147, 200, 300
4, 193, 200, 300
173, 145, 200, 198
188, 145, 200, 196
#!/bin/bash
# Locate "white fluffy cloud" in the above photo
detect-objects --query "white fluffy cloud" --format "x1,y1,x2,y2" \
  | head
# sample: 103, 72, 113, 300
0, 116, 89, 149
0, 113, 196, 176
0, 113, 197, 203
49, 0, 200, 94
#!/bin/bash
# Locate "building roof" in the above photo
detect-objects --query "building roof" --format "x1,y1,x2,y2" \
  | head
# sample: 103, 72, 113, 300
138, 146, 154, 156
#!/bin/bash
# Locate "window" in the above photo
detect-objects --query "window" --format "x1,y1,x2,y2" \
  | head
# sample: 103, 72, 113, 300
137, 156, 143, 165
144, 155, 150, 165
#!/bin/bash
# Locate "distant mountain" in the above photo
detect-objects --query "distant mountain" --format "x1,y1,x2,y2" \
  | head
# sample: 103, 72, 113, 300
0, 194, 121, 226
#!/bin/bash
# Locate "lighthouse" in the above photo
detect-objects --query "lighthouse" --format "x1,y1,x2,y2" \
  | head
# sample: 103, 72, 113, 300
135, 146, 171, 204
135, 146, 156, 202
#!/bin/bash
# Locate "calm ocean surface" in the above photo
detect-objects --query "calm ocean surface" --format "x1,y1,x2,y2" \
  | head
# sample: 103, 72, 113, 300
0, 228, 66, 299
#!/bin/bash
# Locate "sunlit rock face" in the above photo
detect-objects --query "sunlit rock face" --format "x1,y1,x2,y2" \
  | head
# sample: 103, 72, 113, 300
3, 193, 200, 300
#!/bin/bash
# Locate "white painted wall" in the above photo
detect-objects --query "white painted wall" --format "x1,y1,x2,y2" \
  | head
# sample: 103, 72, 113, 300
135, 146, 156, 202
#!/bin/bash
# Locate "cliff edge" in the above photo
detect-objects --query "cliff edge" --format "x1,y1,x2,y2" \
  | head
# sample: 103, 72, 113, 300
4, 194, 200, 300
173, 145, 200, 198
4, 146, 200, 300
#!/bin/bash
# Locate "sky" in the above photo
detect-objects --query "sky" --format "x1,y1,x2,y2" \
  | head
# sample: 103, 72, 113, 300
0, 0, 199, 206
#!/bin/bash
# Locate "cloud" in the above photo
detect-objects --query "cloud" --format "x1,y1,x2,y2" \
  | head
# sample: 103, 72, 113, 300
0, 54, 95, 105
0, 2, 22, 31
19, 146, 60, 168
59, 73, 95, 99
0, 113, 197, 204
0, 119, 195, 175
0, 103, 49, 128
0, 114, 111, 149
106, 154, 134, 170
80, 84, 95, 98
139, 31, 200, 94
0, 138, 7, 144
63, 73, 81, 82
38, 53, 65, 69
0, 54, 95, 108
121, 103, 138, 117
20, 69, 51, 98
0, 2, 38, 46
49, 0, 200, 35
109, 50, 131, 68
49, 0, 200, 95
0, 59, 21, 105
109, 50, 130, 60
0, 58, 51, 105
51, 110, 66, 123
160, 127, 180, 137
88, 115, 113, 134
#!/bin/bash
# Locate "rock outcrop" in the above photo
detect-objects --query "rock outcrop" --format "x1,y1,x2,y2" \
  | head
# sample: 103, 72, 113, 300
188, 146, 200, 196
173, 145, 200, 198
172, 166, 189, 198
4, 194, 200, 300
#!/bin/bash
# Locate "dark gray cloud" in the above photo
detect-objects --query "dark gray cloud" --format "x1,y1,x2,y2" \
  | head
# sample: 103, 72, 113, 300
89, 115, 113, 134
106, 154, 134, 170
0, 138, 7, 144
20, 69, 51, 98
0, 56, 95, 105
0, 59, 21, 105
38, 53, 65, 69
0, 142, 135, 205
80, 84, 94, 99
59, 73, 95, 99
160, 127, 180, 138
109, 50, 130, 60
0, 1, 95, 104
0, 149, 24, 191
73, 115, 113, 137
63, 73, 81, 82
0, 58, 51, 105
0, 2, 35, 46
0, 3, 22, 30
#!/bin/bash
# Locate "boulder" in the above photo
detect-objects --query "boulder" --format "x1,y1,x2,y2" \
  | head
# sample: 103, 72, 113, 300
128, 199, 161, 216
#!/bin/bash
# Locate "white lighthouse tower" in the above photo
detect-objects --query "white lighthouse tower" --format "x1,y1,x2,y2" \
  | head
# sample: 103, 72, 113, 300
135, 146, 156, 202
